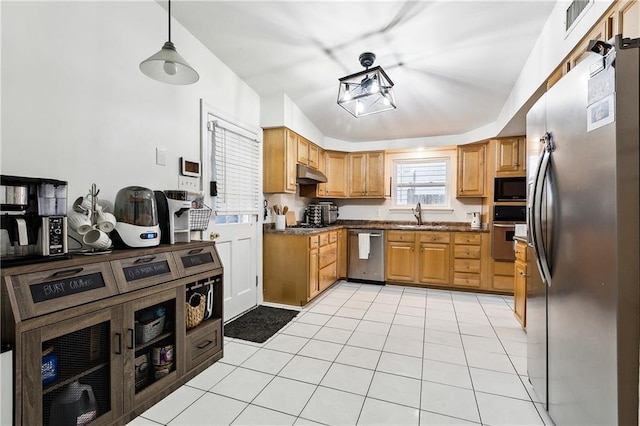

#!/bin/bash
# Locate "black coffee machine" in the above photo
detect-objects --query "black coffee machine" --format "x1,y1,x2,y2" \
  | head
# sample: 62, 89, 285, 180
0, 175, 70, 266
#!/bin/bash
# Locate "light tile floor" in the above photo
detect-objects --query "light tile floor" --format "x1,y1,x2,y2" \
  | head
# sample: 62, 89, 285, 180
128, 281, 555, 426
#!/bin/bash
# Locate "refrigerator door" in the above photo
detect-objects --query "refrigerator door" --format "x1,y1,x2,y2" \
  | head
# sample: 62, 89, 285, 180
545, 52, 620, 426
525, 93, 548, 408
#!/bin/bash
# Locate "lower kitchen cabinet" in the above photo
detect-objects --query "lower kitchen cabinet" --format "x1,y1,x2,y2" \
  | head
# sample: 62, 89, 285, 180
1, 242, 224, 425
264, 231, 339, 306
491, 260, 515, 292
452, 233, 482, 290
386, 231, 417, 283
385, 230, 499, 293
418, 232, 451, 286
386, 231, 451, 287
514, 239, 528, 327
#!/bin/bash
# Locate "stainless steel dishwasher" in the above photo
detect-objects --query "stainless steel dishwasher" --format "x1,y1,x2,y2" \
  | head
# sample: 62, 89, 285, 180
348, 229, 385, 284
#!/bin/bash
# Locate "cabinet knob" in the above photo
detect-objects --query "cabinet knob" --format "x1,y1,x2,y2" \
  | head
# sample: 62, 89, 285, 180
519, 271, 526, 276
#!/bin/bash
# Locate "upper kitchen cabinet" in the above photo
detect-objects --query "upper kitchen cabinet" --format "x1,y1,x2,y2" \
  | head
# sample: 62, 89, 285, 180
297, 136, 320, 170
323, 151, 349, 197
457, 142, 487, 197
348, 151, 385, 198
263, 127, 298, 193
494, 137, 526, 176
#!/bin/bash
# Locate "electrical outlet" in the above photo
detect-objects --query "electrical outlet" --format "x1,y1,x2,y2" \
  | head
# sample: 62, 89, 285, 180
178, 176, 199, 191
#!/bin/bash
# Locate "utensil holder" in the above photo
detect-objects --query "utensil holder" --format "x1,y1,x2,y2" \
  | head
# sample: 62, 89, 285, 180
275, 215, 286, 231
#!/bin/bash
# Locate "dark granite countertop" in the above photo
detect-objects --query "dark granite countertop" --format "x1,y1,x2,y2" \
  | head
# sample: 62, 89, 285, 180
263, 220, 489, 235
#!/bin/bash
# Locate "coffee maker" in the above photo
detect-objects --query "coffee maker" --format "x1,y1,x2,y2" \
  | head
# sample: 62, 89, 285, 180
1, 175, 69, 266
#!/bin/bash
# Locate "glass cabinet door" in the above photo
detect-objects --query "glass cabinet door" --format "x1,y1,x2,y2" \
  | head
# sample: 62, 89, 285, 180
22, 308, 123, 426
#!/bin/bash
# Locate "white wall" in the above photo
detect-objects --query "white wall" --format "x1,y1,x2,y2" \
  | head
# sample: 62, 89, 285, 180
1, 1, 260, 204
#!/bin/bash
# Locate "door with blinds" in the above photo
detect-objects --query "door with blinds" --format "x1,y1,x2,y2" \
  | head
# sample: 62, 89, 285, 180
206, 114, 260, 321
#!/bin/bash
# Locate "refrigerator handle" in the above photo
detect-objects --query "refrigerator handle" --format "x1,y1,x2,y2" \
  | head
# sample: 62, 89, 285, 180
532, 132, 554, 286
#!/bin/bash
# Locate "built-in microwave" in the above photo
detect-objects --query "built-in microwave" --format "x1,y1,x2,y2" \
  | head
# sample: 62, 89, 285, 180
494, 177, 527, 202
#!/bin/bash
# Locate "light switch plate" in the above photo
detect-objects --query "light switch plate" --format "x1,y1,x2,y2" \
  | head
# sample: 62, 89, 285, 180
156, 148, 167, 166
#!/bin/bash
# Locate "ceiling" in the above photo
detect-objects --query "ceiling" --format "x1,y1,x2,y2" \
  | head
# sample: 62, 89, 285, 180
169, 1, 557, 143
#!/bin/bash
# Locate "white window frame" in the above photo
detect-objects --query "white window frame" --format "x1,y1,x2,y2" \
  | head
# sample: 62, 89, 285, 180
392, 157, 451, 209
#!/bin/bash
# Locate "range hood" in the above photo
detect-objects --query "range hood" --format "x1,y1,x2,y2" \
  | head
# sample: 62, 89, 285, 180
296, 164, 327, 184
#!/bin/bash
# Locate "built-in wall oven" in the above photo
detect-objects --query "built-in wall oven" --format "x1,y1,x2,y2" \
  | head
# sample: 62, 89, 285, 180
492, 205, 526, 261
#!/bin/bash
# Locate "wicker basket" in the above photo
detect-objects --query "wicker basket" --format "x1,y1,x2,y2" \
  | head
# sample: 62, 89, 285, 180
135, 315, 166, 344
190, 204, 212, 231
186, 293, 206, 329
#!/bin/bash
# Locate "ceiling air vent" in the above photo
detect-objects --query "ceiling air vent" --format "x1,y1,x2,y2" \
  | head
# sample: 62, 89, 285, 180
566, 0, 593, 32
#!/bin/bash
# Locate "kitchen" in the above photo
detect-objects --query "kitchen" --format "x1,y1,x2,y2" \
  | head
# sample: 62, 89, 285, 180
1, 1, 639, 425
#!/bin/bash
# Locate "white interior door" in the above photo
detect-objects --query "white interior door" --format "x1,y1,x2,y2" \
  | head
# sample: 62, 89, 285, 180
212, 221, 258, 321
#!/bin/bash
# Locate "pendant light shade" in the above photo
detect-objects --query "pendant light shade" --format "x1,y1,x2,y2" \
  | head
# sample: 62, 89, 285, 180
140, 0, 199, 85
337, 52, 396, 118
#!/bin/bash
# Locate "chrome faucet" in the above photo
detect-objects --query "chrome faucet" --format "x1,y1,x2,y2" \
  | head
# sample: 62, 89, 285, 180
412, 202, 422, 225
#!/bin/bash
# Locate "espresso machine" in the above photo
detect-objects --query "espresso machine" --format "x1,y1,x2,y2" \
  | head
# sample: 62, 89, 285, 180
0, 175, 69, 266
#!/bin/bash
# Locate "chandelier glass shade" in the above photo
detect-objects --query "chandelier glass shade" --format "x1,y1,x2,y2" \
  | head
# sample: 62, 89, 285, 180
337, 53, 396, 118
139, 0, 199, 85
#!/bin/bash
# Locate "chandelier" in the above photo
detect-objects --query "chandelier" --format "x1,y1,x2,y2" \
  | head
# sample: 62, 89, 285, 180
337, 52, 396, 118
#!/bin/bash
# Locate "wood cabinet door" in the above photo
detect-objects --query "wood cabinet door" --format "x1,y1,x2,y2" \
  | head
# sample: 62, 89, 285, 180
297, 137, 309, 165
316, 149, 327, 196
21, 307, 124, 426
457, 143, 486, 197
308, 144, 320, 169
348, 153, 367, 197
514, 260, 527, 327
122, 288, 182, 412
325, 151, 348, 197
418, 243, 450, 285
336, 228, 348, 279
366, 152, 386, 197
495, 138, 520, 173
495, 137, 526, 176
308, 248, 319, 300
386, 241, 416, 282
285, 130, 298, 192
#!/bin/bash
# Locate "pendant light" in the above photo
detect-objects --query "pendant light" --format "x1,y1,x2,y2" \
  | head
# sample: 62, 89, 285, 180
337, 52, 396, 118
140, 0, 199, 85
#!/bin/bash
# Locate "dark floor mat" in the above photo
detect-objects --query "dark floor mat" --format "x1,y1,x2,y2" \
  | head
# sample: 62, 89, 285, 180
224, 305, 299, 343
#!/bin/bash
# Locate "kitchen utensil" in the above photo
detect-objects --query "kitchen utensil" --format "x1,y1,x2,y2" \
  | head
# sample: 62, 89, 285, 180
72, 196, 88, 213
275, 214, 286, 231
282, 206, 288, 214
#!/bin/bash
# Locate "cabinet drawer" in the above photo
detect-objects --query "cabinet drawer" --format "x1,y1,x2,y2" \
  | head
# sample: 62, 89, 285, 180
319, 262, 337, 291
319, 243, 337, 269
419, 232, 450, 243
514, 242, 527, 262
309, 235, 320, 249
172, 244, 223, 277
329, 231, 338, 244
454, 245, 481, 259
453, 272, 481, 288
454, 259, 481, 273
186, 319, 222, 371
454, 233, 482, 245
319, 233, 330, 246
111, 251, 179, 293
387, 231, 415, 242
7, 262, 119, 319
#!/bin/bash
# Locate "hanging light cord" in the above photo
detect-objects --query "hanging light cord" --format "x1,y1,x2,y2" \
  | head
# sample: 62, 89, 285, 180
167, 0, 172, 43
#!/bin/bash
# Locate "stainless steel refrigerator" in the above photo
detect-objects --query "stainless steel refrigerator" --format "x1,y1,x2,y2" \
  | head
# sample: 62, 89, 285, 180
526, 35, 639, 425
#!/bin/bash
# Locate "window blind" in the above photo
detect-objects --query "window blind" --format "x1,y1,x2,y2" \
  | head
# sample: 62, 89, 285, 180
210, 120, 260, 215
394, 159, 448, 206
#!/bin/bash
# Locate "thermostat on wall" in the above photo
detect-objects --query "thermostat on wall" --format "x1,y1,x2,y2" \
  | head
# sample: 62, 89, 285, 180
180, 157, 201, 177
